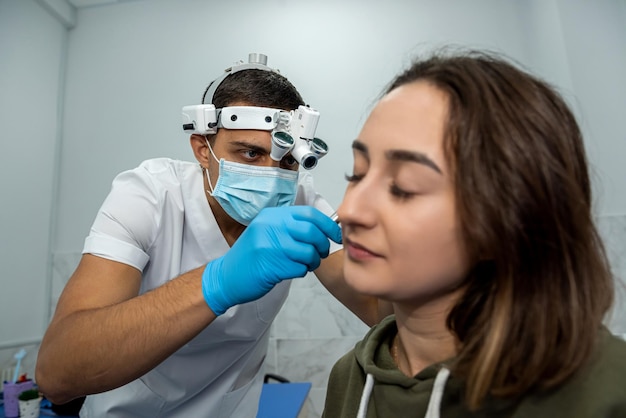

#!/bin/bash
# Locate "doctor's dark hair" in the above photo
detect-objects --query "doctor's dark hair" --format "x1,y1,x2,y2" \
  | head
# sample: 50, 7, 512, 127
201, 69, 305, 110
385, 50, 613, 409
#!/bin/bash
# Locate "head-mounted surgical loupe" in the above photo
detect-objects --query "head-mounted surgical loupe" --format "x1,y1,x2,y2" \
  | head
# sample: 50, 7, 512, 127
181, 53, 328, 170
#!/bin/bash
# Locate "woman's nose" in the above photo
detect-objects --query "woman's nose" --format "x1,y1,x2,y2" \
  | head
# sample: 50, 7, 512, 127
337, 180, 376, 228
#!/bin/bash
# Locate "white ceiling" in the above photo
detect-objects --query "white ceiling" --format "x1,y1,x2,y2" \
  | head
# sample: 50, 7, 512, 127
67, 0, 146, 8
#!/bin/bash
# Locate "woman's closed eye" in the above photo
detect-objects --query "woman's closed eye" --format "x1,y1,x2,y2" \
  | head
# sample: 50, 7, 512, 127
390, 183, 415, 200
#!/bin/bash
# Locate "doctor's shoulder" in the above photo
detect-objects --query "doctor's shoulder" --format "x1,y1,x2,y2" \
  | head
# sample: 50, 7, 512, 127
110, 158, 196, 192
133, 158, 194, 180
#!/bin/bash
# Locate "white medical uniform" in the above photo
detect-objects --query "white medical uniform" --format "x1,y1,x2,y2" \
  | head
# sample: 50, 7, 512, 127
79, 158, 339, 418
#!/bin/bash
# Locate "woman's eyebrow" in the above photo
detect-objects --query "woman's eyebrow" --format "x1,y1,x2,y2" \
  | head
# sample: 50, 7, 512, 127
352, 139, 442, 174
351, 139, 370, 162
352, 140, 368, 155
386, 149, 442, 174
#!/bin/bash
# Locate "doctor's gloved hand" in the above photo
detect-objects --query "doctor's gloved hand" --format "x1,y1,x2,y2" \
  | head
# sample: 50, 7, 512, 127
202, 206, 342, 316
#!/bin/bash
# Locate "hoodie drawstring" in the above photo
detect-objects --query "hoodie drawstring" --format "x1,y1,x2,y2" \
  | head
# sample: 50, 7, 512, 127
425, 367, 450, 418
356, 367, 450, 418
356, 374, 375, 418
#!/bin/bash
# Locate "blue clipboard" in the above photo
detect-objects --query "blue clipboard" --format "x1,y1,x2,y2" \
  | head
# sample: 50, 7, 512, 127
257, 382, 312, 418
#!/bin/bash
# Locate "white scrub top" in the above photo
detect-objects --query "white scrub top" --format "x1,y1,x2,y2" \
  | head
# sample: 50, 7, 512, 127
79, 158, 339, 418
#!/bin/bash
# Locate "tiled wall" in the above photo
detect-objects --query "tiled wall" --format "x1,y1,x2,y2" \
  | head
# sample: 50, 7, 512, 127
2, 214, 623, 417
597, 215, 626, 337
0, 252, 82, 393
266, 272, 368, 417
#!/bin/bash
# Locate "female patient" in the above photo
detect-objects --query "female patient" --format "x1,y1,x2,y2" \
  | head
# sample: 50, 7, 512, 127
323, 50, 626, 417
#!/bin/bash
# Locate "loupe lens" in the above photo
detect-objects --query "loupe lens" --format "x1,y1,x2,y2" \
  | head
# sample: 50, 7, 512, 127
272, 131, 294, 148
270, 131, 294, 161
311, 138, 328, 155
301, 155, 318, 170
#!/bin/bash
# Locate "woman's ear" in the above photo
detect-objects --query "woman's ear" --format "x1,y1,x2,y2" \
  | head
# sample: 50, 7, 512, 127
190, 134, 210, 167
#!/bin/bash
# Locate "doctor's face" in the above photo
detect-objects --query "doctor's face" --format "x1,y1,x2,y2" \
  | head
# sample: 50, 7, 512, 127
208, 128, 299, 170
205, 103, 300, 186
337, 81, 469, 304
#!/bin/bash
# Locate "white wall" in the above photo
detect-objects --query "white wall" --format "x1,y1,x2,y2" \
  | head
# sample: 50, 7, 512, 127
53, 0, 626, 252
556, 0, 626, 215
0, 0, 66, 349
1, 0, 625, 413
55, 0, 538, 250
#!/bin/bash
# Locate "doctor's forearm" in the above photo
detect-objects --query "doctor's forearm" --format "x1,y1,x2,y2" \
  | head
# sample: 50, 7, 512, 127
36, 267, 215, 404
315, 251, 392, 327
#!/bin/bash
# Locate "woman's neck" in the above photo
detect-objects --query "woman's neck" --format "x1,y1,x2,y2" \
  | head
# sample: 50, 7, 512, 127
392, 294, 460, 377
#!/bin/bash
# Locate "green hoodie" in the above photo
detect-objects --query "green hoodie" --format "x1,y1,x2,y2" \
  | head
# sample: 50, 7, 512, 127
322, 315, 626, 418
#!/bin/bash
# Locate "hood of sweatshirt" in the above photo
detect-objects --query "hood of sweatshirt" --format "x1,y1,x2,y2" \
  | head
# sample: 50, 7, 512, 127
352, 315, 457, 418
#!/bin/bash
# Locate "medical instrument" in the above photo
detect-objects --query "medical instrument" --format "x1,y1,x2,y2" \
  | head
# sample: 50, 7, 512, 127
181, 53, 329, 170
202, 206, 338, 315
330, 211, 339, 224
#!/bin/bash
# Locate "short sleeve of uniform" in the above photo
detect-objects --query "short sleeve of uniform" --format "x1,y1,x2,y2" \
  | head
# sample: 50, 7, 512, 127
83, 160, 172, 271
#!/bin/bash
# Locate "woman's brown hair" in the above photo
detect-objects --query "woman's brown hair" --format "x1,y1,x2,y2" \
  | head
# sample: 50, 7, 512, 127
386, 49, 614, 409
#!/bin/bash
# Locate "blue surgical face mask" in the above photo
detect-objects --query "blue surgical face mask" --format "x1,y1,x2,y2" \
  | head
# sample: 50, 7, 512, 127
205, 139, 299, 225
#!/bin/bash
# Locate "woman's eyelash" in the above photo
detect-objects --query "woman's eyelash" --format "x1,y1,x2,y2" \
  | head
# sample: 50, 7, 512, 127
390, 183, 413, 199
344, 173, 363, 182
345, 173, 415, 199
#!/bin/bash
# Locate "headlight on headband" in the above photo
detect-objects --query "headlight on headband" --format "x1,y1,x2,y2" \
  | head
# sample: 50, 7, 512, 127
181, 53, 328, 169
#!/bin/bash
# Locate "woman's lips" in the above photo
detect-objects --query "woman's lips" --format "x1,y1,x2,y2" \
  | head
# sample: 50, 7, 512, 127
345, 238, 381, 260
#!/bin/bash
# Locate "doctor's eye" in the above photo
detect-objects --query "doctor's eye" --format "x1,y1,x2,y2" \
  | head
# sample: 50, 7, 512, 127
281, 155, 298, 169
242, 149, 261, 160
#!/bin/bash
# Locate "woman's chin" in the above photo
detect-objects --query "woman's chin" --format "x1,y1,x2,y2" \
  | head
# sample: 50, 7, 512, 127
344, 267, 388, 296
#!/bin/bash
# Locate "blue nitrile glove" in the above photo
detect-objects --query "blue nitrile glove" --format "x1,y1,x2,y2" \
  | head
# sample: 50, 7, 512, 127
202, 206, 342, 315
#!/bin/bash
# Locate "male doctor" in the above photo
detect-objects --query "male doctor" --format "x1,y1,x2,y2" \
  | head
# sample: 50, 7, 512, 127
36, 53, 386, 417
